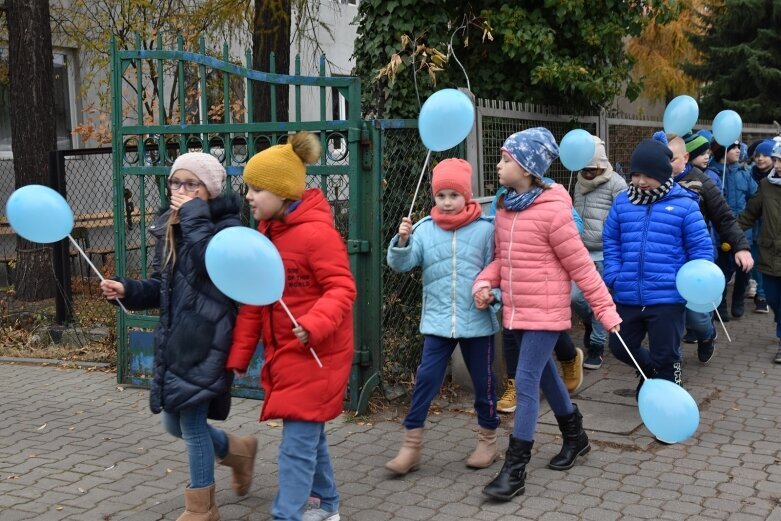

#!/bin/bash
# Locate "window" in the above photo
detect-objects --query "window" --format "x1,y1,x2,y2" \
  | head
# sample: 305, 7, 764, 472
0, 48, 77, 155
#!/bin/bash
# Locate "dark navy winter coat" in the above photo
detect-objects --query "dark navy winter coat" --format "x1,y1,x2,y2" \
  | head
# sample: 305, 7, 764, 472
116, 193, 242, 415
602, 183, 714, 306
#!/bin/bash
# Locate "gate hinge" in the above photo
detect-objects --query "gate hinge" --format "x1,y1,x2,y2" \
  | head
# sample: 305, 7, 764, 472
346, 240, 370, 253
353, 345, 371, 366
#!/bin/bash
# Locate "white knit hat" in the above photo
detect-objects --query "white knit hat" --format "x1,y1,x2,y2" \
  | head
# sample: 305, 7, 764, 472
169, 152, 226, 199
584, 135, 610, 169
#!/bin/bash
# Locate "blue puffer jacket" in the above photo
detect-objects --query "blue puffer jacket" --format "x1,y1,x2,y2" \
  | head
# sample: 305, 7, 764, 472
602, 183, 714, 306
387, 216, 500, 338
706, 160, 757, 215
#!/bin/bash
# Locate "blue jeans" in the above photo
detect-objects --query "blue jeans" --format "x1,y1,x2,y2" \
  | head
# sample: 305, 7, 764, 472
404, 335, 499, 430
161, 402, 229, 488
273, 420, 339, 521
571, 260, 607, 347
763, 274, 781, 338
511, 330, 573, 441
685, 308, 715, 342
750, 243, 765, 299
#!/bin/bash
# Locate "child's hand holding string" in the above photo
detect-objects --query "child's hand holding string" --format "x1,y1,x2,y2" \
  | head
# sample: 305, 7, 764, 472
293, 325, 310, 345
397, 217, 413, 247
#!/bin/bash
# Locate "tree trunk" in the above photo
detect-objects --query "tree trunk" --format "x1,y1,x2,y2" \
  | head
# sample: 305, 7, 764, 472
7, 0, 58, 301
252, 0, 291, 124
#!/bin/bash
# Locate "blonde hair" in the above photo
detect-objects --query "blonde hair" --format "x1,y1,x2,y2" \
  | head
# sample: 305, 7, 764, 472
163, 210, 179, 268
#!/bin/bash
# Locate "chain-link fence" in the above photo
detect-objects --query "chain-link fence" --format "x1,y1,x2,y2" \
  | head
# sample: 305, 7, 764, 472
378, 123, 464, 386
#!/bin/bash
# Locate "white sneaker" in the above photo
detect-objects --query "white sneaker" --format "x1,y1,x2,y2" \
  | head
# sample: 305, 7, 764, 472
302, 508, 341, 521
746, 279, 757, 299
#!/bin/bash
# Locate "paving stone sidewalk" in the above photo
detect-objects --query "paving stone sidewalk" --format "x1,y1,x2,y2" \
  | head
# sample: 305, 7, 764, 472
1, 308, 780, 521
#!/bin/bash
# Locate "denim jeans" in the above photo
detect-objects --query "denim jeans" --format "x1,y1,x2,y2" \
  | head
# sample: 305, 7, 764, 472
272, 420, 339, 521
404, 335, 499, 430
502, 329, 576, 379
510, 330, 573, 441
161, 402, 229, 488
685, 308, 715, 342
571, 260, 607, 347
763, 274, 781, 338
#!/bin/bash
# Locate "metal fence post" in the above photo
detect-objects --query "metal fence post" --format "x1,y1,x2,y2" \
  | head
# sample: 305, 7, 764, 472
48, 150, 73, 324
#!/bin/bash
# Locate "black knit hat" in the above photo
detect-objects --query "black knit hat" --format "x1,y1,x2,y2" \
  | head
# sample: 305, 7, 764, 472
630, 139, 673, 183
710, 140, 740, 162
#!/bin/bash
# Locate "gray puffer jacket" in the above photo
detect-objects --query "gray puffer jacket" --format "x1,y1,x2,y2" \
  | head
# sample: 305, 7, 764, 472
573, 167, 627, 252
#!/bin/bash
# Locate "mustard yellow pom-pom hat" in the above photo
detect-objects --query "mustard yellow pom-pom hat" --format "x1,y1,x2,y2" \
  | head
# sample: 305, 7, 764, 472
242, 132, 321, 200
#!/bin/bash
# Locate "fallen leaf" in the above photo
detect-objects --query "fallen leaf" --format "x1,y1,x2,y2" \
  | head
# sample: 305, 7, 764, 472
68, 427, 75, 431
78, 487, 85, 493
116, 386, 125, 392
56, 506, 63, 511
266, 421, 281, 428
37, 423, 47, 430
7, 475, 18, 480
104, 464, 115, 471
166, 468, 173, 474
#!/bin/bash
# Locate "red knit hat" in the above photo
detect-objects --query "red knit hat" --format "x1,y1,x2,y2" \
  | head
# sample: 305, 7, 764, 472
432, 158, 473, 201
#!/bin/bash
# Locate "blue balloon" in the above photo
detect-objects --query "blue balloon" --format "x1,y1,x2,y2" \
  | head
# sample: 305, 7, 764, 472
663, 95, 699, 136
638, 378, 699, 443
685, 300, 717, 313
712, 110, 742, 146
205, 227, 285, 305
559, 129, 596, 171
5, 184, 74, 243
675, 259, 725, 305
418, 89, 475, 152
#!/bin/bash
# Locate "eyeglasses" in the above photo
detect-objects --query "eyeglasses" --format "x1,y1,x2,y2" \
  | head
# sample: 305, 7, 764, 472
168, 179, 204, 192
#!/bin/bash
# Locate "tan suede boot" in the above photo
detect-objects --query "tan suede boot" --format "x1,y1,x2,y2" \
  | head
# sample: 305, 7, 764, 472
218, 433, 258, 496
466, 427, 499, 468
384, 428, 423, 475
176, 484, 220, 521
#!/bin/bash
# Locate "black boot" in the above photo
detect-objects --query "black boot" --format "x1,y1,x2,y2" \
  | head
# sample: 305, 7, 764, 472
482, 437, 533, 501
548, 403, 590, 470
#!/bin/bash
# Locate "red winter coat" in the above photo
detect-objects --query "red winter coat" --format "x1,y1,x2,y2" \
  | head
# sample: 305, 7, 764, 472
227, 189, 356, 422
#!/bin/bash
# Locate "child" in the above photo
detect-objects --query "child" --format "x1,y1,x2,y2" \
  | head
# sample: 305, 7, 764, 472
571, 135, 627, 370
663, 132, 752, 365
99, 152, 254, 520
385, 158, 501, 475
705, 140, 757, 320
491, 183, 586, 404
226, 132, 356, 521
738, 142, 781, 363
473, 128, 621, 502
746, 139, 776, 313
603, 139, 713, 395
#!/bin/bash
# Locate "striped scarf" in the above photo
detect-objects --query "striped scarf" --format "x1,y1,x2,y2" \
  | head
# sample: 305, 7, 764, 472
626, 177, 674, 205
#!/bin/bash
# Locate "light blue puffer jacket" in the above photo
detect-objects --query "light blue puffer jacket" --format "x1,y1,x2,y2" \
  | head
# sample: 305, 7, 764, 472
602, 183, 714, 306
387, 216, 501, 338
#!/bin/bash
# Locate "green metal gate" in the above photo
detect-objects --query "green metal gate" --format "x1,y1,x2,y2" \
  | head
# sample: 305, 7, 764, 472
110, 35, 380, 412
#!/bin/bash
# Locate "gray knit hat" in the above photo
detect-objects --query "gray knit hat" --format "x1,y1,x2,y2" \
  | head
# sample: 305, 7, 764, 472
169, 152, 226, 199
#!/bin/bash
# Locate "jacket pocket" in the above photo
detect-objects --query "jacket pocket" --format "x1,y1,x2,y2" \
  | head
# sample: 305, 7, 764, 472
166, 313, 216, 371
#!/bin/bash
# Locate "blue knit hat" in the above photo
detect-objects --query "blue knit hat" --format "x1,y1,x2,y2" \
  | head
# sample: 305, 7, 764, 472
630, 139, 673, 183
755, 139, 776, 158
501, 127, 559, 179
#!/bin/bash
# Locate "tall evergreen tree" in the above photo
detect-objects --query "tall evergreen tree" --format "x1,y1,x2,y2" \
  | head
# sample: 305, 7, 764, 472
686, 0, 781, 122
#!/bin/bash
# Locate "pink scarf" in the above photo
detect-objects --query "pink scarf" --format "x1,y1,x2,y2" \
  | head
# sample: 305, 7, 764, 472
430, 200, 482, 231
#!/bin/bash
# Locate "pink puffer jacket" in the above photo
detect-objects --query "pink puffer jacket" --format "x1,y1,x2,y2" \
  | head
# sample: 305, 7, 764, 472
474, 184, 621, 332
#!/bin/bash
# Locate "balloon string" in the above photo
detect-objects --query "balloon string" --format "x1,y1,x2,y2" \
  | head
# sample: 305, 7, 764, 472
721, 161, 726, 193
448, 23, 471, 92
278, 298, 323, 368
711, 302, 732, 342
68, 234, 128, 314
408, 149, 432, 220
613, 331, 648, 381
567, 170, 574, 193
